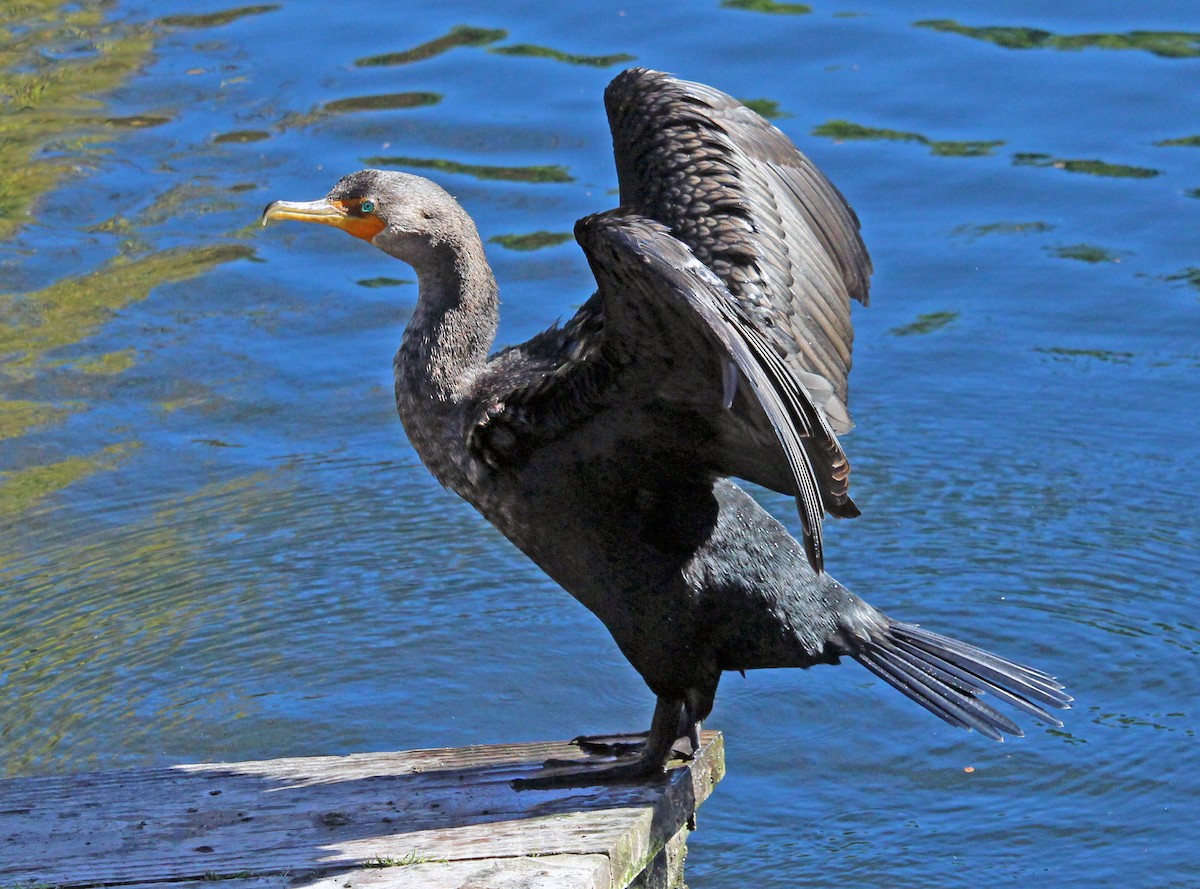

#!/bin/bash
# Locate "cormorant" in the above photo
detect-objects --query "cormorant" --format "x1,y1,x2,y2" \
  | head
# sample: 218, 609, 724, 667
262, 68, 1070, 787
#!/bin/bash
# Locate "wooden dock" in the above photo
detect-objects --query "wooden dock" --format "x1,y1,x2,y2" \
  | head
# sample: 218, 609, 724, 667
0, 733, 724, 889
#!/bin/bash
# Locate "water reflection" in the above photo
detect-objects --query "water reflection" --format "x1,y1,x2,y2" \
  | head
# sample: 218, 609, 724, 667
1048, 244, 1123, 264
354, 25, 507, 68
356, 277, 413, 288
0, 244, 254, 365
1013, 153, 1160, 178
889, 312, 958, 337
1161, 267, 1200, 293
359, 155, 575, 183
951, 221, 1055, 240
213, 129, 272, 144
721, 0, 812, 14
488, 44, 636, 68
0, 3, 153, 239
157, 5, 280, 29
323, 93, 443, 114
915, 19, 1200, 59
0, 443, 138, 520
0, 399, 69, 441
105, 114, 173, 129
739, 98, 790, 119
812, 121, 1004, 157
1033, 347, 1135, 364
488, 231, 573, 251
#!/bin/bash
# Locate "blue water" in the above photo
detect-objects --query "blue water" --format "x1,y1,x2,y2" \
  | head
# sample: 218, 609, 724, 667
2, 1, 1198, 886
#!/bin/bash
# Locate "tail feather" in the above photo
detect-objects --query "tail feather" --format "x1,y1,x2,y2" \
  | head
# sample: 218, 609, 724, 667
858, 647, 1018, 740
878, 639, 1025, 735
854, 619, 1072, 740
898, 623, 1065, 688
894, 623, 1070, 710
889, 635, 1064, 725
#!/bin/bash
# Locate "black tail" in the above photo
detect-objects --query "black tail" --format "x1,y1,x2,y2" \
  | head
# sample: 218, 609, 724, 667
854, 620, 1072, 740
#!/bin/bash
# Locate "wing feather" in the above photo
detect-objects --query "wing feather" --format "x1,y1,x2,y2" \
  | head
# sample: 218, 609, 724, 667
605, 67, 871, 453
574, 212, 843, 571
468, 69, 874, 571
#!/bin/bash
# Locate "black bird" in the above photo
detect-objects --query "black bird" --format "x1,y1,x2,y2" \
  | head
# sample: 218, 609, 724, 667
262, 68, 1070, 786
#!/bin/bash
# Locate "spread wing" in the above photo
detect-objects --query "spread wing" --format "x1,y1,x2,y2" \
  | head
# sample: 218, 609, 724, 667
467, 69, 873, 573
472, 212, 842, 572
605, 67, 871, 502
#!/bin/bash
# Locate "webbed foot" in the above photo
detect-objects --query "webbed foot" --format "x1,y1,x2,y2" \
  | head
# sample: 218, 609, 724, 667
513, 697, 695, 791
512, 755, 668, 790
571, 731, 649, 757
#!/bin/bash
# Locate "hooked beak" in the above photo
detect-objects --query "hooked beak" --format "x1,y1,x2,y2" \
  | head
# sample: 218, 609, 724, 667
260, 198, 385, 243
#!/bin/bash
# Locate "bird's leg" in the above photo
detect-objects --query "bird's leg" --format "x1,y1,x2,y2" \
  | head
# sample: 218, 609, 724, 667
670, 683, 713, 760
512, 697, 683, 790
670, 715, 703, 760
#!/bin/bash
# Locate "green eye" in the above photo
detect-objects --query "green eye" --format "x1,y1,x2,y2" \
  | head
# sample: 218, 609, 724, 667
360, 199, 376, 214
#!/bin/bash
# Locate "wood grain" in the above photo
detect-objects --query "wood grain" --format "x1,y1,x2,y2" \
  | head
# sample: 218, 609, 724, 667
0, 733, 724, 889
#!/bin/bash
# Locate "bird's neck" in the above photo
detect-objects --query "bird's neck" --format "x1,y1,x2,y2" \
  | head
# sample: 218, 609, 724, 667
394, 234, 498, 481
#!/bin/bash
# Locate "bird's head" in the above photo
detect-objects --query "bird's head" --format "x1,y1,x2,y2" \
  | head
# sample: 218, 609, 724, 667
261, 169, 473, 266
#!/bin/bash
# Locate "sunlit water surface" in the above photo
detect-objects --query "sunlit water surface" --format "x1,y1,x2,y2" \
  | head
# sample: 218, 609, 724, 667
2, 1, 1198, 886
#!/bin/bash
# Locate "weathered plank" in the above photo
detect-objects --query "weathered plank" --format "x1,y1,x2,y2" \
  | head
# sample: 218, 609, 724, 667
0, 733, 724, 889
